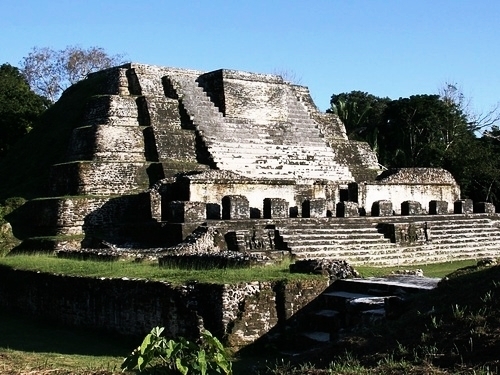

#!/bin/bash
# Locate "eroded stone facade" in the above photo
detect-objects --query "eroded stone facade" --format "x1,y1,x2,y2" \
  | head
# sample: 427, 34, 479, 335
13, 63, 498, 266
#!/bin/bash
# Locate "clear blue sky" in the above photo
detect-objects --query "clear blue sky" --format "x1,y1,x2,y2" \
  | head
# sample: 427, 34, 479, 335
2, 0, 499, 114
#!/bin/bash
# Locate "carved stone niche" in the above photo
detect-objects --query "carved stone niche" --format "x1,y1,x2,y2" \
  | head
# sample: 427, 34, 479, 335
222, 195, 249, 220
336, 201, 359, 217
302, 198, 327, 218
401, 200, 422, 216
474, 202, 496, 214
454, 199, 473, 214
167, 201, 206, 223
263, 198, 289, 219
429, 200, 448, 215
371, 200, 393, 217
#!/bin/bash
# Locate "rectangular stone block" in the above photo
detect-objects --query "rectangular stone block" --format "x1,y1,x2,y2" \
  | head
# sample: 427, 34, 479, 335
401, 200, 422, 215
474, 202, 495, 214
336, 201, 359, 217
166, 201, 206, 223
371, 200, 393, 217
454, 199, 473, 214
302, 198, 327, 218
206, 203, 221, 220
429, 200, 448, 215
222, 195, 249, 219
263, 198, 289, 219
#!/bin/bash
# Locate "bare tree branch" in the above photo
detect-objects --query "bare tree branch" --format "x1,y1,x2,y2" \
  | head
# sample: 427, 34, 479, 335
20, 46, 126, 103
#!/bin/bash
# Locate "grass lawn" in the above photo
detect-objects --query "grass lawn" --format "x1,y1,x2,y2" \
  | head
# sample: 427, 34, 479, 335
0, 256, 484, 374
0, 309, 133, 374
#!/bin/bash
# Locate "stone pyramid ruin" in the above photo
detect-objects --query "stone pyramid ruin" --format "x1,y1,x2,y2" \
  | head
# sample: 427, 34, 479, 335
12, 63, 500, 265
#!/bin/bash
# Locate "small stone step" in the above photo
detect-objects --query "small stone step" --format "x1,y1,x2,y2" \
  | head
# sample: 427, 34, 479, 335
301, 331, 330, 343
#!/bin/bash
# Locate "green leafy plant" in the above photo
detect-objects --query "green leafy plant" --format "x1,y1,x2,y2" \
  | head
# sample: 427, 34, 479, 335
121, 326, 232, 375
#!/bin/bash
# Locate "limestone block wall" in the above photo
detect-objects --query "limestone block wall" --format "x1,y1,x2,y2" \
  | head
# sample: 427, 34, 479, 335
50, 162, 153, 196
183, 172, 329, 218
0, 267, 327, 349
355, 183, 460, 215
201, 69, 288, 123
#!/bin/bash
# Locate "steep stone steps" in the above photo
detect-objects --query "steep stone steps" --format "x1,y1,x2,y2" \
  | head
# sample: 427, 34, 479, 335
164, 74, 354, 181
287, 276, 439, 351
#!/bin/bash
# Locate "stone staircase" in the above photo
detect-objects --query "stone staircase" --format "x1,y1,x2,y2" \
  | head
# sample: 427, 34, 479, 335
281, 276, 440, 352
165, 74, 353, 182
275, 214, 500, 266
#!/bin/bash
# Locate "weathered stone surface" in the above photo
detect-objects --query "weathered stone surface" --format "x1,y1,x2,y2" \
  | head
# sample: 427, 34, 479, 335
474, 202, 495, 214
371, 200, 393, 216
0, 267, 327, 349
166, 201, 206, 223
454, 199, 473, 214
289, 259, 360, 281
222, 195, 249, 219
336, 201, 359, 217
389, 222, 430, 245
401, 200, 422, 215
263, 198, 289, 219
302, 198, 328, 218
429, 200, 448, 215
12, 63, 471, 262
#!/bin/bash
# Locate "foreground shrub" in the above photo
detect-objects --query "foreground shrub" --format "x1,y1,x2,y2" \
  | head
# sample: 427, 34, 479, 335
121, 326, 232, 374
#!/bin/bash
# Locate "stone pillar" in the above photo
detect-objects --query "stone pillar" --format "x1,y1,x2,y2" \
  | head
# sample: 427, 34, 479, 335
166, 201, 206, 223
401, 201, 422, 216
222, 195, 249, 220
474, 202, 496, 214
429, 200, 448, 215
454, 199, 473, 214
302, 198, 328, 218
336, 201, 359, 217
263, 198, 289, 219
206, 203, 221, 220
371, 200, 393, 217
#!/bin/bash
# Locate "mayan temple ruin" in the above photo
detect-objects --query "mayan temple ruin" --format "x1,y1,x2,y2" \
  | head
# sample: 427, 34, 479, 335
13, 63, 500, 265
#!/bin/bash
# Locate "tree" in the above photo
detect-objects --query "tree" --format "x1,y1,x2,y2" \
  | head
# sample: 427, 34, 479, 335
382, 95, 469, 168
440, 82, 500, 133
0, 64, 49, 157
20, 46, 125, 103
329, 91, 390, 158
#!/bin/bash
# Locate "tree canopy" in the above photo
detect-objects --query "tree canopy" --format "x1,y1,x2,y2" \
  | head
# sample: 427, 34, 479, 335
20, 46, 125, 103
330, 89, 500, 207
0, 64, 49, 157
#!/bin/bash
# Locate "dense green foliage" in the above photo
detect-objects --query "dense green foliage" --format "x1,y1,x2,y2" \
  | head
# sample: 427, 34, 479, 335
330, 91, 500, 208
122, 327, 232, 374
0, 73, 107, 200
0, 64, 48, 158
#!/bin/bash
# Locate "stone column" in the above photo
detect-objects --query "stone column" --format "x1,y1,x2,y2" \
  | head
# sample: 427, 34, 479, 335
263, 198, 289, 219
401, 201, 422, 215
222, 195, 249, 219
371, 200, 393, 217
429, 200, 448, 215
166, 201, 206, 223
336, 201, 359, 217
454, 199, 473, 214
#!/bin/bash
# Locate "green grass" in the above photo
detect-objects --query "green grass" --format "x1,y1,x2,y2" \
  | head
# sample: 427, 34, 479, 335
0, 254, 478, 285
0, 254, 479, 285
0, 309, 132, 374
356, 259, 478, 278
0, 254, 323, 285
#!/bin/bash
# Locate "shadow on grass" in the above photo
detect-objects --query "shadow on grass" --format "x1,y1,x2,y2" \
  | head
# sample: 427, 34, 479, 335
0, 308, 136, 357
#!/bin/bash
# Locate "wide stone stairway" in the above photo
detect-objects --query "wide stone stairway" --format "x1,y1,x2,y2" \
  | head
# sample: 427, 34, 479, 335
275, 214, 500, 266
166, 74, 353, 182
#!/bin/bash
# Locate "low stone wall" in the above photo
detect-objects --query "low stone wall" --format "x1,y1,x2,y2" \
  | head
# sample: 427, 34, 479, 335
0, 266, 327, 349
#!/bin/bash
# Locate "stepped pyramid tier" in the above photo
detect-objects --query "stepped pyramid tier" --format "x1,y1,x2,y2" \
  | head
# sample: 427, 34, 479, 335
11, 63, 496, 266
